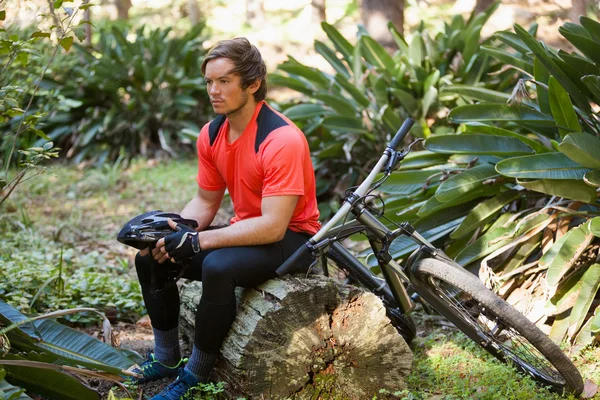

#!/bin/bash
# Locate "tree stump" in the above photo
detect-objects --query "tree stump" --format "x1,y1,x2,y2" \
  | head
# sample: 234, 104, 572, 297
179, 275, 413, 399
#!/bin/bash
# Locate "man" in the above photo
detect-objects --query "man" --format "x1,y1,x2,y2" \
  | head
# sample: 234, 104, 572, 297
133, 37, 320, 400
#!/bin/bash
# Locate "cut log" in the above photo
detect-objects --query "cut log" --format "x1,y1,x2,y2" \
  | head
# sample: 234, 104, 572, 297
180, 275, 413, 399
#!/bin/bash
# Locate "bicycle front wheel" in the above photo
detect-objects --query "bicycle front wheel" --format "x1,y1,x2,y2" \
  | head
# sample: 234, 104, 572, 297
412, 258, 584, 396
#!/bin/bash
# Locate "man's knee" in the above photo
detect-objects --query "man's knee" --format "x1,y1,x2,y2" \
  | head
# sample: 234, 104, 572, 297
135, 251, 159, 284
201, 253, 234, 283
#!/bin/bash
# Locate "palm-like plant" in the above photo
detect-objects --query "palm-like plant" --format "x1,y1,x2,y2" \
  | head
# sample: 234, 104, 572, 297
376, 17, 600, 351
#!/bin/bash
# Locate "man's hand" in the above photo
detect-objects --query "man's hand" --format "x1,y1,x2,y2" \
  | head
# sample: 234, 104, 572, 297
162, 218, 201, 262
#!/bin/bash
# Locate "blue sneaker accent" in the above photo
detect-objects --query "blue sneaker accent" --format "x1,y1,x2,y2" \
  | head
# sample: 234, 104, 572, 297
150, 369, 200, 400
130, 351, 187, 384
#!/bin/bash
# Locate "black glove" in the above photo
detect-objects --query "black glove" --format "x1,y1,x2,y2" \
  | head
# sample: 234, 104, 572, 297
164, 222, 201, 262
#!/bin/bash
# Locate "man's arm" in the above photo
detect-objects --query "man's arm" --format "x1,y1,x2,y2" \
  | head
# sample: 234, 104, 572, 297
145, 187, 224, 261
180, 187, 225, 231
195, 195, 299, 250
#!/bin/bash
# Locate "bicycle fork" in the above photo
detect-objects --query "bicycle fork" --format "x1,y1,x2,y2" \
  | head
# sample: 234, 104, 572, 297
349, 201, 438, 315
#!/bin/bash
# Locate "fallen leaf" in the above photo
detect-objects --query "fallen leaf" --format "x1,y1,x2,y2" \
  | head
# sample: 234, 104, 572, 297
581, 379, 598, 398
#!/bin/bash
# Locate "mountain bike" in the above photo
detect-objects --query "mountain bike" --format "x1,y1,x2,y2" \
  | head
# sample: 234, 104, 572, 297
275, 118, 584, 396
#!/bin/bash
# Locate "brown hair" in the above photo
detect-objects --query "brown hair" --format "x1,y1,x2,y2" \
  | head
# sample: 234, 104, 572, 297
201, 37, 267, 102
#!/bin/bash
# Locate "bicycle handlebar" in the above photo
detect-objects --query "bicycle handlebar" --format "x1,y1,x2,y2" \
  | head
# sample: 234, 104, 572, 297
275, 118, 415, 277
388, 118, 415, 151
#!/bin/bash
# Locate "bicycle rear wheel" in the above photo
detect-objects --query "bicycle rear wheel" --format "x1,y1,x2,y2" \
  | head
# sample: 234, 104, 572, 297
412, 258, 583, 396
326, 245, 417, 343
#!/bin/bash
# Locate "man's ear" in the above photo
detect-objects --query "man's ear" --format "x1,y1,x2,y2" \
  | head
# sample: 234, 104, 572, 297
247, 79, 261, 94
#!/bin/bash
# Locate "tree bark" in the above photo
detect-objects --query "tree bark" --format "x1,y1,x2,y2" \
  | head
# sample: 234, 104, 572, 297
187, 0, 201, 26
474, 0, 495, 15
83, 8, 92, 46
312, 0, 326, 23
115, 0, 132, 20
180, 275, 413, 399
570, 0, 588, 23
360, 0, 404, 49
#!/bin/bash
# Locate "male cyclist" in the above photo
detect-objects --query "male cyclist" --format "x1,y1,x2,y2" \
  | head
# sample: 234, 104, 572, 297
133, 37, 320, 399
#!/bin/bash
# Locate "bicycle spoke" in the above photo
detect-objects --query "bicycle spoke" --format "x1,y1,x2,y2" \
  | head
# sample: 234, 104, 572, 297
427, 276, 566, 385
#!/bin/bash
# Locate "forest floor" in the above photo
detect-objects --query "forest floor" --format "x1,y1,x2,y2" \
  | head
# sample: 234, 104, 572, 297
5, 159, 600, 400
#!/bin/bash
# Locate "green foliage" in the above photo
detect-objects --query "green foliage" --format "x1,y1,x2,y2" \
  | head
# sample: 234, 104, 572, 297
39, 23, 211, 164
271, 3, 513, 215
0, 3, 83, 206
0, 230, 144, 323
367, 15, 600, 352
0, 300, 137, 400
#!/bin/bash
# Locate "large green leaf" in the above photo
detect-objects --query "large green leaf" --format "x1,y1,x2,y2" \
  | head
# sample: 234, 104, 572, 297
0, 300, 40, 340
278, 60, 331, 89
334, 74, 370, 107
269, 73, 315, 96
580, 16, 600, 42
434, 164, 500, 203
380, 170, 443, 196
21, 320, 134, 374
480, 46, 533, 73
1, 354, 99, 400
559, 23, 600, 66
518, 179, 598, 203
584, 169, 600, 187
450, 190, 521, 239
321, 22, 354, 65
581, 75, 600, 104
441, 85, 511, 103
418, 184, 506, 218
558, 132, 600, 169
455, 213, 550, 266
543, 222, 595, 287
547, 268, 587, 316
0, 372, 31, 400
425, 134, 534, 156
390, 88, 418, 114
283, 103, 331, 120
568, 263, 600, 337
321, 116, 368, 134
591, 216, 600, 237
448, 104, 555, 125
313, 93, 357, 117
463, 123, 549, 154
534, 57, 552, 115
360, 36, 396, 72
496, 152, 591, 179
399, 150, 448, 170
493, 31, 530, 54
513, 24, 590, 112
315, 40, 350, 78
548, 77, 581, 138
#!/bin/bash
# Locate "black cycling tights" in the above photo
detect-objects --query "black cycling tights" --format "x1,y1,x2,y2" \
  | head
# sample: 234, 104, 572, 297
135, 229, 309, 354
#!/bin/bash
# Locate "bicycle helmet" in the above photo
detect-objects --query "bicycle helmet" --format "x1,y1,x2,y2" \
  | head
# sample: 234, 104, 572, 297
117, 210, 199, 250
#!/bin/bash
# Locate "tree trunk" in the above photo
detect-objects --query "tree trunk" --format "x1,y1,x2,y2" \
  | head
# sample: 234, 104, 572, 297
115, 0, 132, 20
180, 275, 413, 399
187, 0, 201, 25
570, 0, 588, 23
47, 0, 64, 37
312, 0, 326, 23
474, 0, 495, 15
360, 0, 404, 49
83, 8, 92, 46
246, 0, 265, 28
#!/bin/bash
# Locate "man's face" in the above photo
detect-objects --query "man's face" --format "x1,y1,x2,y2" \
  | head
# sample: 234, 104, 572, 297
204, 57, 252, 116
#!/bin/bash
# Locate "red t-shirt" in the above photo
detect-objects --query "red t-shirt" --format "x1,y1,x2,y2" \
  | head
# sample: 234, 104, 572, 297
196, 101, 321, 235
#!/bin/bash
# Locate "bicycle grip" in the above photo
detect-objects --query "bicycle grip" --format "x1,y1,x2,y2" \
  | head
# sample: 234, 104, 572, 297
275, 242, 313, 277
388, 118, 415, 151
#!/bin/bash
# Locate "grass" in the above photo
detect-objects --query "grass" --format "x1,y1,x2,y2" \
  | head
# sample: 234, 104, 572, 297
2, 159, 600, 399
